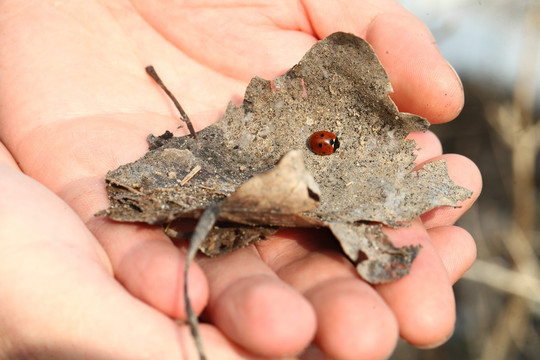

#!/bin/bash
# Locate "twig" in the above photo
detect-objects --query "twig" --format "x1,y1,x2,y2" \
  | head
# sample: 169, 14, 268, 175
463, 259, 540, 304
106, 179, 143, 195
184, 202, 224, 360
145, 65, 197, 138
180, 165, 202, 186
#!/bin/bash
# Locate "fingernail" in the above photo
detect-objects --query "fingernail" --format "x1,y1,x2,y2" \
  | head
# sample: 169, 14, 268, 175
447, 61, 463, 92
416, 329, 454, 350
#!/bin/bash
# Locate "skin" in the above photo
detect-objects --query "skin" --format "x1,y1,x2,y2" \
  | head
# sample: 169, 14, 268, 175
0, 1, 482, 359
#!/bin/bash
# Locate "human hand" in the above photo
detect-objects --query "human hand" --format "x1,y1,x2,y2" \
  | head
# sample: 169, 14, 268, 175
0, 1, 481, 359
0, 145, 257, 359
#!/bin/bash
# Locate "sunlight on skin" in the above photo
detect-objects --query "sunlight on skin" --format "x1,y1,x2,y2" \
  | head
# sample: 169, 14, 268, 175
0, 1, 480, 359
0, 142, 18, 170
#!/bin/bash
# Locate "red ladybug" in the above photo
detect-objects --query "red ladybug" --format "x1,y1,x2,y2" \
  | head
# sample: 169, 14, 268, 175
308, 131, 340, 155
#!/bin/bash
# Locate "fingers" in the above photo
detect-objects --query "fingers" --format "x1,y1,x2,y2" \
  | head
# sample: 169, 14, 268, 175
260, 223, 457, 355
196, 245, 317, 357
407, 130, 443, 164
376, 220, 456, 347
419, 154, 482, 228
88, 217, 209, 319
261, 230, 399, 360
364, 10, 464, 124
303, 0, 464, 124
429, 226, 477, 284
307, 277, 398, 360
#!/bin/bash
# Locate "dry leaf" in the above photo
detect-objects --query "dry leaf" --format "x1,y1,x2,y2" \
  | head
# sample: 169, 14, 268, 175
98, 32, 472, 284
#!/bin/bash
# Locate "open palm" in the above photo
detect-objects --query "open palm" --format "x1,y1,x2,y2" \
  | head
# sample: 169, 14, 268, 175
0, 1, 481, 359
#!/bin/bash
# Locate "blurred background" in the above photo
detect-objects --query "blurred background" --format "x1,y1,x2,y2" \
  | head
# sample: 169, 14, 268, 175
392, 0, 540, 359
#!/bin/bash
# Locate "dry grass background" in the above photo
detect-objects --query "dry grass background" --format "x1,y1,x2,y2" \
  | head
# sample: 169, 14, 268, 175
391, 1, 540, 359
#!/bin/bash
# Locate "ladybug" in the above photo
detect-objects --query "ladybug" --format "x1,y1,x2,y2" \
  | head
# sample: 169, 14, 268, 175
308, 131, 340, 155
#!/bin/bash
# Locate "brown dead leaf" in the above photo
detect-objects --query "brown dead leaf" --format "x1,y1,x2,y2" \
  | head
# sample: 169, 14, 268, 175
98, 32, 472, 284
